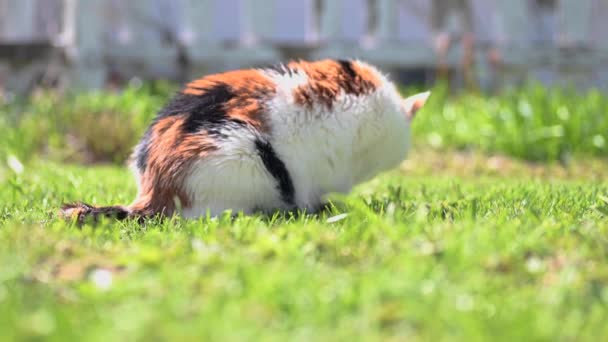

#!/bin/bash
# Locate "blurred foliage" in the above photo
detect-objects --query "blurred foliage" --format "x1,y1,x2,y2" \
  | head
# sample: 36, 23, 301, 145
410, 83, 608, 161
1, 82, 607, 164
0, 82, 175, 164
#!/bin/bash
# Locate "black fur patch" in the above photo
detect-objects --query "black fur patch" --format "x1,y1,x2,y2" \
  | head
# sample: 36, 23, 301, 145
135, 130, 152, 172
336, 59, 377, 96
164, 84, 236, 133
337, 59, 361, 94
265, 63, 296, 76
255, 139, 295, 206
135, 83, 238, 171
337, 59, 357, 79
61, 202, 130, 224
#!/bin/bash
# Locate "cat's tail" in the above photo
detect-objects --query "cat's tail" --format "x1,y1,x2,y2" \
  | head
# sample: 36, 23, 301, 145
59, 202, 147, 224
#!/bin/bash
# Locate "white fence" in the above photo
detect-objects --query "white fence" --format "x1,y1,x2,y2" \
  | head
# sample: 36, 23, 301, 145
1, 0, 608, 92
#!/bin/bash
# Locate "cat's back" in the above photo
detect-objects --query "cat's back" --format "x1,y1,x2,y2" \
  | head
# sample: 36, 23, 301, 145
131, 59, 391, 215
134, 59, 388, 173
163, 58, 385, 131
261, 59, 384, 129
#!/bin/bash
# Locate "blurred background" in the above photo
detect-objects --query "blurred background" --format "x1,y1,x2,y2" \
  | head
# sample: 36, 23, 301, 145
4, 4, 608, 340
1, 0, 607, 167
1, 0, 608, 95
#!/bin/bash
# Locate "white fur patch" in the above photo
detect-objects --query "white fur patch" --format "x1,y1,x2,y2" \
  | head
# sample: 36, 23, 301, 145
260, 64, 412, 210
181, 125, 284, 217
260, 67, 308, 104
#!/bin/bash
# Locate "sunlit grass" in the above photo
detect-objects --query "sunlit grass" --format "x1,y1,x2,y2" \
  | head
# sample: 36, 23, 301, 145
1, 86, 608, 340
411, 84, 608, 160
1, 154, 607, 340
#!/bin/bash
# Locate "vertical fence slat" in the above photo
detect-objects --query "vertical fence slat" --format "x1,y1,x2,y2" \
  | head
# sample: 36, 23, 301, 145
3, 0, 608, 90
1, 0, 37, 41
67, 0, 106, 88
182, 0, 279, 73
369, 0, 435, 68
212, 0, 242, 43
313, 0, 369, 61
558, 0, 593, 47
396, 0, 433, 45
269, 0, 317, 45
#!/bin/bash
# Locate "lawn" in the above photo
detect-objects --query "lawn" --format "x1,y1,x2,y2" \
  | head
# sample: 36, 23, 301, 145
1, 86, 608, 341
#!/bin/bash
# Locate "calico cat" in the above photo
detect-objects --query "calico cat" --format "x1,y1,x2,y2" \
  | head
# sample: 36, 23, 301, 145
61, 59, 430, 222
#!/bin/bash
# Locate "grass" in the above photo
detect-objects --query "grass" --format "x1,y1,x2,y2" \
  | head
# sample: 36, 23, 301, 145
412, 84, 608, 161
1, 83, 607, 165
1, 85, 608, 340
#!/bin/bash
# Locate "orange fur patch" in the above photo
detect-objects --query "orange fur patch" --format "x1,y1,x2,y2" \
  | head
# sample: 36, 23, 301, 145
183, 70, 276, 132
289, 59, 380, 109
130, 115, 217, 216
351, 61, 382, 89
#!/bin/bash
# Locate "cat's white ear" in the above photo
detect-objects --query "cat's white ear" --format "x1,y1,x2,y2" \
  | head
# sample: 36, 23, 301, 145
402, 91, 431, 120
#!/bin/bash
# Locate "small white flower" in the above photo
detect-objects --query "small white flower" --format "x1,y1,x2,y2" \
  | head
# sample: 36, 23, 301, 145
326, 213, 348, 223
456, 294, 474, 312
526, 257, 544, 274
90, 268, 113, 290
420, 280, 435, 296
7, 155, 24, 174
593, 135, 605, 149
191, 238, 205, 252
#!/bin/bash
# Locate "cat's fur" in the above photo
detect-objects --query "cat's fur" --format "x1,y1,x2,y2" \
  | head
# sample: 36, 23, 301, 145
61, 59, 429, 222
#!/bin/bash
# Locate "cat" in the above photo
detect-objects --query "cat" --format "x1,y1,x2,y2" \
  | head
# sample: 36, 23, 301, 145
61, 59, 430, 223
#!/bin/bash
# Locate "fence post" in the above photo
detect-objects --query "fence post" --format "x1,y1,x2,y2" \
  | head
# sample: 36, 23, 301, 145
368, 0, 435, 70
376, 0, 398, 43
319, 0, 368, 44
0, 0, 36, 41
267, 0, 317, 46
65, 0, 106, 89
558, 0, 593, 48
556, 0, 594, 88
312, 0, 370, 61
